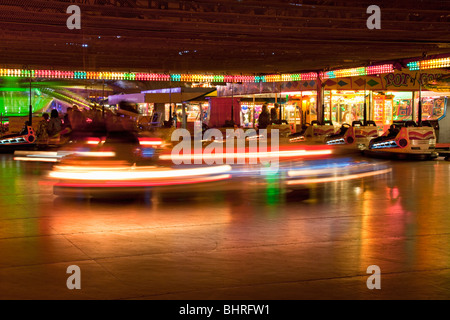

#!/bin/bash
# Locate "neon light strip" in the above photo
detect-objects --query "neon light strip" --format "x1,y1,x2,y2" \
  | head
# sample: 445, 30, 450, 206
0, 68, 318, 83
321, 64, 394, 80
407, 57, 450, 71
407, 61, 420, 71
0, 63, 396, 83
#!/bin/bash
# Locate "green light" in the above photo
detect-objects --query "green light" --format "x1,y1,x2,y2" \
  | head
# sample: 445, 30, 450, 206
0, 89, 52, 116
407, 61, 420, 71
357, 67, 366, 75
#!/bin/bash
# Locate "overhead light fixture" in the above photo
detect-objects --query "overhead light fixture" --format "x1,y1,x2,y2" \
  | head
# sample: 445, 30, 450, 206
407, 57, 450, 70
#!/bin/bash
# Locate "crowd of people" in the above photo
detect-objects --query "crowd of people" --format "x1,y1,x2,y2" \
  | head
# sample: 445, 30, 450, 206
35, 105, 109, 145
33, 101, 286, 145
257, 103, 281, 130
31, 101, 144, 164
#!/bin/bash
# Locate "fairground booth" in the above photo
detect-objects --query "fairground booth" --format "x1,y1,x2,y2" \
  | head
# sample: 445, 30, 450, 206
108, 87, 216, 131
1, 56, 449, 142
216, 57, 450, 142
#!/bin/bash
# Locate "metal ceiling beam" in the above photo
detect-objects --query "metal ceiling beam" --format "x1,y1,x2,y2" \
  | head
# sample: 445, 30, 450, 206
0, 0, 449, 74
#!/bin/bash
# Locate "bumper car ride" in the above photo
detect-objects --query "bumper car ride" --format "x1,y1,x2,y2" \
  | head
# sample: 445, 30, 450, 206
363, 122, 438, 160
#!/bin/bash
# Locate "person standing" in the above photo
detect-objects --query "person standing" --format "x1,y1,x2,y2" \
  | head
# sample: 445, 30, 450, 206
60, 107, 73, 143
36, 113, 49, 144
258, 104, 271, 130
271, 103, 279, 124
47, 109, 62, 143
172, 111, 178, 127
70, 108, 87, 142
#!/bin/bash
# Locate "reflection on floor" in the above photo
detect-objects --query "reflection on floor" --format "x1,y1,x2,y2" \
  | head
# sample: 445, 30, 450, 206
0, 154, 450, 299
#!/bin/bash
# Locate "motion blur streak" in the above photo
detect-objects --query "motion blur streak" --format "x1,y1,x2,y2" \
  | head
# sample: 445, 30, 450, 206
74, 151, 116, 157
87, 140, 102, 145
287, 162, 387, 177
286, 168, 392, 185
138, 138, 163, 146
49, 165, 232, 181
13, 151, 66, 162
85, 138, 162, 146
54, 174, 232, 188
15, 151, 59, 157
13, 150, 116, 162
13, 157, 59, 163
160, 149, 333, 162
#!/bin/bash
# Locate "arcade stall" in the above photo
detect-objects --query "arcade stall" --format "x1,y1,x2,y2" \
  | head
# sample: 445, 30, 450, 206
323, 90, 365, 126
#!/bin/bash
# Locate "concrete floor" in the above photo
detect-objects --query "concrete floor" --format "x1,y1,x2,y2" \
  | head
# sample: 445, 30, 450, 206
0, 154, 450, 300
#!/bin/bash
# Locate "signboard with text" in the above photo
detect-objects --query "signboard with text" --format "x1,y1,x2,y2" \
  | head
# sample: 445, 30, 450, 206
323, 69, 450, 91
217, 69, 450, 97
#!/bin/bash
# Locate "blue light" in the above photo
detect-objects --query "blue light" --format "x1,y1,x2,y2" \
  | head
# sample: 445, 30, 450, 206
371, 140, 398, 149
142, 148, 155, 158
326, 138, 345, 145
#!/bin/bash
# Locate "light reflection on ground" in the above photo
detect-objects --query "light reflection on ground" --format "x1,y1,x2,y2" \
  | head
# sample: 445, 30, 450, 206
0, 154, 449, 299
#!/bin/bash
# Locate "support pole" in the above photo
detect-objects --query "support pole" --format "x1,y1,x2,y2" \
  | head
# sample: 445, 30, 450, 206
169, 77, 173, 126
329, 91, 333, 122
279, 83, 283, 122
418, 82, 423, 126
252, 94, 256, 129
29, 73, 33, 125
363, 79, 367, 126
231, 82, 234, 126
316, 76, 324, 124
102, 79, 105, 118
181, 89, 187, 129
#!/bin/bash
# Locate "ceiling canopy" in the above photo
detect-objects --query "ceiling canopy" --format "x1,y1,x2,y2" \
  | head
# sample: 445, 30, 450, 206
0, 0, 449, 75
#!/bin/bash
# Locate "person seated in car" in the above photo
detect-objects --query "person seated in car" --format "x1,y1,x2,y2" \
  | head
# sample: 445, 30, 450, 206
386, 124, 400, 138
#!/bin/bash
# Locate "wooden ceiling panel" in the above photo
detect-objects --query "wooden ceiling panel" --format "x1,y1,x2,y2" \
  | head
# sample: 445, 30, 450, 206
0, 0, 449, 74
